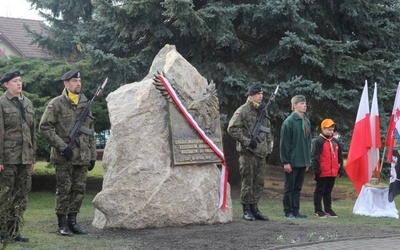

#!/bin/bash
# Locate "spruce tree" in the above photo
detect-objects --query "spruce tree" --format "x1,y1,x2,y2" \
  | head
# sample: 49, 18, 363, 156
25, 0, 400, 171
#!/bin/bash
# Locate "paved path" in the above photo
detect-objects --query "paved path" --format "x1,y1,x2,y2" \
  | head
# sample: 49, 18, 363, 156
269, 235, 400, 249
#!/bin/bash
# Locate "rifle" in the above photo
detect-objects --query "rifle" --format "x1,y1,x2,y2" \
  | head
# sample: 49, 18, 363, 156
246, 85, 279, 153
68, 77, 108, 148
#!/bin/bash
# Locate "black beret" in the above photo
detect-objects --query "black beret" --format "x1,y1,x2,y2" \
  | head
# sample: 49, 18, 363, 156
61, 69, 81, 81
0, 70, 21, 83
246, 84, 263, 96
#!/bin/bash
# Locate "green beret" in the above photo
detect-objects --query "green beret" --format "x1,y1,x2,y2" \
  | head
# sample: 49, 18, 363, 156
61, 69, 81, 81
247, 84, 263, 96
1, 70, 21, 83
291, 95, 306, 105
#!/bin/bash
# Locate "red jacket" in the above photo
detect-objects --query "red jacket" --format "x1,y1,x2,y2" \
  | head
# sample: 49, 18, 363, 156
310, 134, 344, 177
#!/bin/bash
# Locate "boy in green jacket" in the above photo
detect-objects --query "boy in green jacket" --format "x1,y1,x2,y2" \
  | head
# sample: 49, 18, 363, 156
280, 95, 311, 219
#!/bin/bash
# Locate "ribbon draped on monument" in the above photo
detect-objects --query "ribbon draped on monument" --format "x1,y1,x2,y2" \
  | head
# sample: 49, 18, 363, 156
156, 74, 229, 209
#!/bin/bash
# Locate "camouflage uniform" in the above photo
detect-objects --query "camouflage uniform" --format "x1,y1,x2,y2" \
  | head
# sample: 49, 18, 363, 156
39, 88, 97, 215
0, 90, 36, 238
227, 100, 272, 204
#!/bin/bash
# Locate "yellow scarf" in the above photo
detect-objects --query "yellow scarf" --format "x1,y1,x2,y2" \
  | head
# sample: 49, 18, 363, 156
68, 91, 79, 105
247, 97, 260, 108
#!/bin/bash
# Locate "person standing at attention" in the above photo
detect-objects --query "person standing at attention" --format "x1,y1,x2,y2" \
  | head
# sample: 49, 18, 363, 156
228, 84, 273, 221
0, 70, 36, 243
311, 119, 344, 218
280, 95, 311, 219
39, 70, 97, 236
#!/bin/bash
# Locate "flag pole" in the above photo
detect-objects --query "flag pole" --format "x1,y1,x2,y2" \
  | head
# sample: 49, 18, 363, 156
379, 146, 387, 183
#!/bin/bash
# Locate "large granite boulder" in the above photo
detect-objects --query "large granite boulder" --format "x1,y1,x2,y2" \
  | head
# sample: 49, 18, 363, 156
92, 44, 232, 229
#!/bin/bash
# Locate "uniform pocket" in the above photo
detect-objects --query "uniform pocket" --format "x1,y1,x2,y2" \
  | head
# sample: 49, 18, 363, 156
2, 107, 19, 125
3, 140, 17, 156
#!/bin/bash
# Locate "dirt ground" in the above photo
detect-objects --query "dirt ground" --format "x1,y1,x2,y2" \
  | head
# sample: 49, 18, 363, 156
33, 166, 399, 249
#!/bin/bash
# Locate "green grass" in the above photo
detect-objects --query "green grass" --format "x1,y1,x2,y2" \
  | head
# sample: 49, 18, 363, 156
5, 193, 101, 250
3, 162, 400, 249
33, 161, 104, 178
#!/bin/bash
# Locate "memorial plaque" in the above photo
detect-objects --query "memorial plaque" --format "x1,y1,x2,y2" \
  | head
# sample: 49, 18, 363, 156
169, 103, 223, 166
153, 74, 223, 166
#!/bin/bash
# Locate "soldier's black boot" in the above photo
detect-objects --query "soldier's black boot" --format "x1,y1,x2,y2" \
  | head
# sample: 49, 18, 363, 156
251, 204, 269, 221
68, 213, 87, 235
242, 204, 256, 221
57, 214, 73, 236
13, 234, 29, 242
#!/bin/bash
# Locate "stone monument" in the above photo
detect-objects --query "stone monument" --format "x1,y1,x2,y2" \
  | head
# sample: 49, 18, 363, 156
92, 44, 232, 229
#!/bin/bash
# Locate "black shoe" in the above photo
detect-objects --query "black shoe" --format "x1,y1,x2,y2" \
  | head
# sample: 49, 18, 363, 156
294, 212, 308, 219
325, 209, 338, 218
68, 223, 87, 235
242, 204, 256, 221
57, 214, 73, 236
58, 226, 73, 236
314, 210, 327, 218
0, 235, 7, 244
13, 234, 29, 242
250, 204, 269, 221
68, 213, 87, 235
285, 213, 295, 219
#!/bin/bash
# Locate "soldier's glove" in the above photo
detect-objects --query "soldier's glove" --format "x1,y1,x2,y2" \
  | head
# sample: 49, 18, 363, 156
249, 138, 257, 149
61, 146, 73, 160
88, 160, 96, 171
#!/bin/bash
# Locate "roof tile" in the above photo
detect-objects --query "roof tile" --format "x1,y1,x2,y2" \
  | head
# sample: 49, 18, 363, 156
0, 16, 52, 59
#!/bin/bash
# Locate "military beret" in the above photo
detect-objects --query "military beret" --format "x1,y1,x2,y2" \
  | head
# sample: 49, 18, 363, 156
291, 95, 306, 105
246, 84, 263, 96
61, 69, 81, 81
0, 70, 21, 83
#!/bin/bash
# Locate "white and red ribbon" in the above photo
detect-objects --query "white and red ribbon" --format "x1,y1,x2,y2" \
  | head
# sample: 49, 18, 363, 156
157, 75, 229, 209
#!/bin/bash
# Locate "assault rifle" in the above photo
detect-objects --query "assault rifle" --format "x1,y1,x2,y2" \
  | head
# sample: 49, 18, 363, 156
68, 77, 108, 147
246, 85, 279, 153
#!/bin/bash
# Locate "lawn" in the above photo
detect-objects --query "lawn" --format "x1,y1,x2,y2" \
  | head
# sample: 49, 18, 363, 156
33, 161, 103, 178
2, 161, 400, 249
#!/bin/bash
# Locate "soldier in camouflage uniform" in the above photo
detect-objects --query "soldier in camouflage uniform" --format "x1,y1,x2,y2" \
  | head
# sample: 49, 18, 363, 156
0, 70, 36, 243
227, 84, 273, 221
39, 70, 97, 236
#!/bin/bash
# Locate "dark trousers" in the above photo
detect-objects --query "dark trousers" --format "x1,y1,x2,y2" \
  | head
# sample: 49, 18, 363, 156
313, 177, 335, 211
283, 167, 306, 215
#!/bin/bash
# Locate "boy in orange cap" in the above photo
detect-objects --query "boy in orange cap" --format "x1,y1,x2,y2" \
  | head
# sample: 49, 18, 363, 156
310, 119, 344, 218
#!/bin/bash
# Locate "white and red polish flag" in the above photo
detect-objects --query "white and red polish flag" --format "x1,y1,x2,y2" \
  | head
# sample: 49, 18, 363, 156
385, 83, 400, 202
367, 82, 381, 180
346, 81, 372, 194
